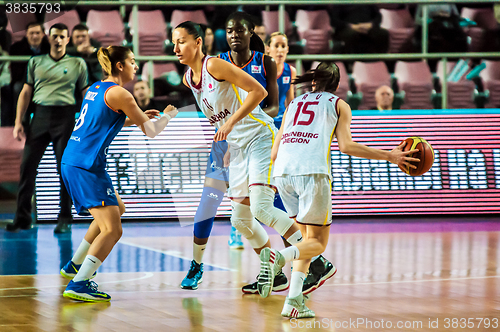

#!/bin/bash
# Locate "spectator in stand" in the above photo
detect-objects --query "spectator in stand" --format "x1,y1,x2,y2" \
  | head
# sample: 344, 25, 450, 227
373, 85, 395, 111
199, 24, 217, 55
67, 24, 102, 84
133, 80, 161, 112
254, 23, 267, 43
0, 11, 11, 52
330, 5, 390, 55
6, 22, 50, 127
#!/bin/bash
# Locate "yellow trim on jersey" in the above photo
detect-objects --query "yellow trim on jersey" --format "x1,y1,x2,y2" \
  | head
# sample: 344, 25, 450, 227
327, 124, 337, 178
231, 83, 275, 184
323, 178, 332, 225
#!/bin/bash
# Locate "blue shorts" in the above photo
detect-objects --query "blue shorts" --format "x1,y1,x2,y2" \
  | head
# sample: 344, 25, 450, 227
61, 163, 119, 215
205, 140, 229, 183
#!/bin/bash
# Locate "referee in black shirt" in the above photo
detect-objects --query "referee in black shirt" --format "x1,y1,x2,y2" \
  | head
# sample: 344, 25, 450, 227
8, 23, 89, 233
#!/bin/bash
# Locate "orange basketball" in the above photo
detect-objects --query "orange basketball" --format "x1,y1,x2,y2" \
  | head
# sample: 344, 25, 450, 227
399, 136, 434, 176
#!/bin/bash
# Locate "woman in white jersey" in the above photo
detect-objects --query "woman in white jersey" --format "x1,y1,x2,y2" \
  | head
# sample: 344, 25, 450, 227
172, 21, 305, 297
259, 62, 420, 318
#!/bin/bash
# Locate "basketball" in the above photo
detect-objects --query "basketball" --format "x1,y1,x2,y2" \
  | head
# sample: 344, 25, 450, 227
398, 136, 434, 176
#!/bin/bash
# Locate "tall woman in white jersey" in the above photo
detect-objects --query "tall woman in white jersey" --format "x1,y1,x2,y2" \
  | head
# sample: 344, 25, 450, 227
172, 22, 304, 296
260, 62, 420, 318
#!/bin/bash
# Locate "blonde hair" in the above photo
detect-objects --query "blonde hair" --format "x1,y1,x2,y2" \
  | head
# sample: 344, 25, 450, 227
266, 32, 288, 46
97, 46, 131, 76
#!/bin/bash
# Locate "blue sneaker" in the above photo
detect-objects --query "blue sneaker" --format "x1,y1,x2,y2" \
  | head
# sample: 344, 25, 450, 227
63, 280, 111, 302
228, 226, 244, 249
60, 260, 97, 280
181, 260, 203, 290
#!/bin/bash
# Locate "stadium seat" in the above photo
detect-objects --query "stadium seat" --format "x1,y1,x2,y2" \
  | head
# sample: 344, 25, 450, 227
351, 61, 391, 110
380, 9, 415, 53
129, 10, 167, 55
170, 10, 207, 30
261, 10, 294, 36
460, 7, 499, 52
295, 10, 333, 54
395, 61, 434, 109
86, 10, 125, 48
6, 12, 37, 44
436, 60, 476, 109
141, 62, 178, 81
480, 60, 500, 108
0, 127, 24, 183
44, 10, 80, 35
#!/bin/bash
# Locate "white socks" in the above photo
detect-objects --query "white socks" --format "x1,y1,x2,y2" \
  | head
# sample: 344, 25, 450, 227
72, 239, 91, 265
286, 230, 303, 245
289, 271, 306, 298
280, 245, 300, 262
193, 243, 207, 265
73, 255, 102, 282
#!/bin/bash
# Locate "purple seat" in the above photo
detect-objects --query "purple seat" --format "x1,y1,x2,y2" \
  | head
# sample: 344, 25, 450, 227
0, 127, 24, 183
44, 10, 80, 35
6, 12, 37, 44
141, 62, 178, 81
129, 10, 167, 55
295, 10, 333, 54
395, 61, 434, 109
311, 61, 349, 101
480, 60, 500, 108
380, 9, 415, 53
352, 61, 391, 110
461, 7, 499, 52
170, 10, 207, 30
261, 10, 294, 36
86, 10, 125, 47
436, 61, 476, 109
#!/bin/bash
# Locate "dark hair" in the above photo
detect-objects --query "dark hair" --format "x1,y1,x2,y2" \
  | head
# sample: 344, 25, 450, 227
293, 62, 340, 93
175, 21, 206, 54
72, 23, 89, 33
97, 46, 132, 76
226, 11, 265, 53
25, 21, 44, 31
49, 23, 69, 36
134, 80, 150, 88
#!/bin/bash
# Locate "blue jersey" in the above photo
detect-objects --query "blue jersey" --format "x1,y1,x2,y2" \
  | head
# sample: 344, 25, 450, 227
274, 62, 292, 128
219, 51, 267, 108
62, 81, 127, 171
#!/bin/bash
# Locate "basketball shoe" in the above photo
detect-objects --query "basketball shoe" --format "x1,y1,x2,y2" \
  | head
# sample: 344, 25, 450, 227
302, 255, 337, 294
63, 280, 111, 302
242, 269, 289, 294
181, 260, 203, 290
60, 260, 97, 280
281, 293, 315, 318
228, 226, 244, 249
257, 248, 285, 298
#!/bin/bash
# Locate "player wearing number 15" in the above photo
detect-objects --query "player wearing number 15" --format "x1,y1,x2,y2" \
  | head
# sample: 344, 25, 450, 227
60, 46, 178, 302
267, 62, 420, 318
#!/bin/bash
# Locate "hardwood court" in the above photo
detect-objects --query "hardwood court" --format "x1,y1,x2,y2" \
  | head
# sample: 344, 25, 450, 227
0, 219, 499, 331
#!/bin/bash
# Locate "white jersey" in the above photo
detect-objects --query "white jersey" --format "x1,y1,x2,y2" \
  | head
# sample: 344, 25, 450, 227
185, 56, 276, 148
273, 91, 340, 180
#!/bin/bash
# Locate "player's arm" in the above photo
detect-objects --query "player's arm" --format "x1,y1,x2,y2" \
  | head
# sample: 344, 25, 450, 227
106, 87, 178, 138
285, 66, 296, 107
271, 107, 288, 163
124, 109, 160, 127
13, 84, 33, 140
262, 55, 279, 118
206, 57, 267, 142
335, 99, 419, 168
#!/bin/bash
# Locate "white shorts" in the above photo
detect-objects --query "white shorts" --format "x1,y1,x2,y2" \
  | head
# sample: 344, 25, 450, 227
275, 174, 332, 226
227, 130, 275, 198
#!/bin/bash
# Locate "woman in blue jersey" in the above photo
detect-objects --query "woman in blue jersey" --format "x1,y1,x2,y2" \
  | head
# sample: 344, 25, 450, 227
173, 21, 305, 299
265, 32, 297, 130
59, 46, 178, 302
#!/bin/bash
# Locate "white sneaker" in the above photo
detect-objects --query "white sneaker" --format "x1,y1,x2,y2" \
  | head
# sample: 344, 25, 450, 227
281, 293, 315, 318
257, 248, 285, 298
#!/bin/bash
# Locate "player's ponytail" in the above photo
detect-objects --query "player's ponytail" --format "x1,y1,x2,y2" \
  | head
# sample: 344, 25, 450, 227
293, 62, 340, 94
97, 46, 131, 77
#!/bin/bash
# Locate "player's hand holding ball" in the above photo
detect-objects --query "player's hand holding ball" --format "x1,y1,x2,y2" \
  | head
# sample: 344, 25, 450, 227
397, 136, 435, 176
164, 105, 178, 120
389, 140, 421, 172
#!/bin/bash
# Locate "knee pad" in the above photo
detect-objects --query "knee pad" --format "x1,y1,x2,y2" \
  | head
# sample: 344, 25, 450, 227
249, 185, 294, 237
231, 201, 268, 249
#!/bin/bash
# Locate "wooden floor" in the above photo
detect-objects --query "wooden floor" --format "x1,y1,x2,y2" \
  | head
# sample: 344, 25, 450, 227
1, 220, 500, 331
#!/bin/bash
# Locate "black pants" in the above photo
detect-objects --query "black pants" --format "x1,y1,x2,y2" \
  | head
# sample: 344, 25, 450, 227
15, 104, 77, 224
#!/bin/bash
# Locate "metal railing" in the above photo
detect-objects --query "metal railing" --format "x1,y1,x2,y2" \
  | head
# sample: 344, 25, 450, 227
1, 0, 499, 108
